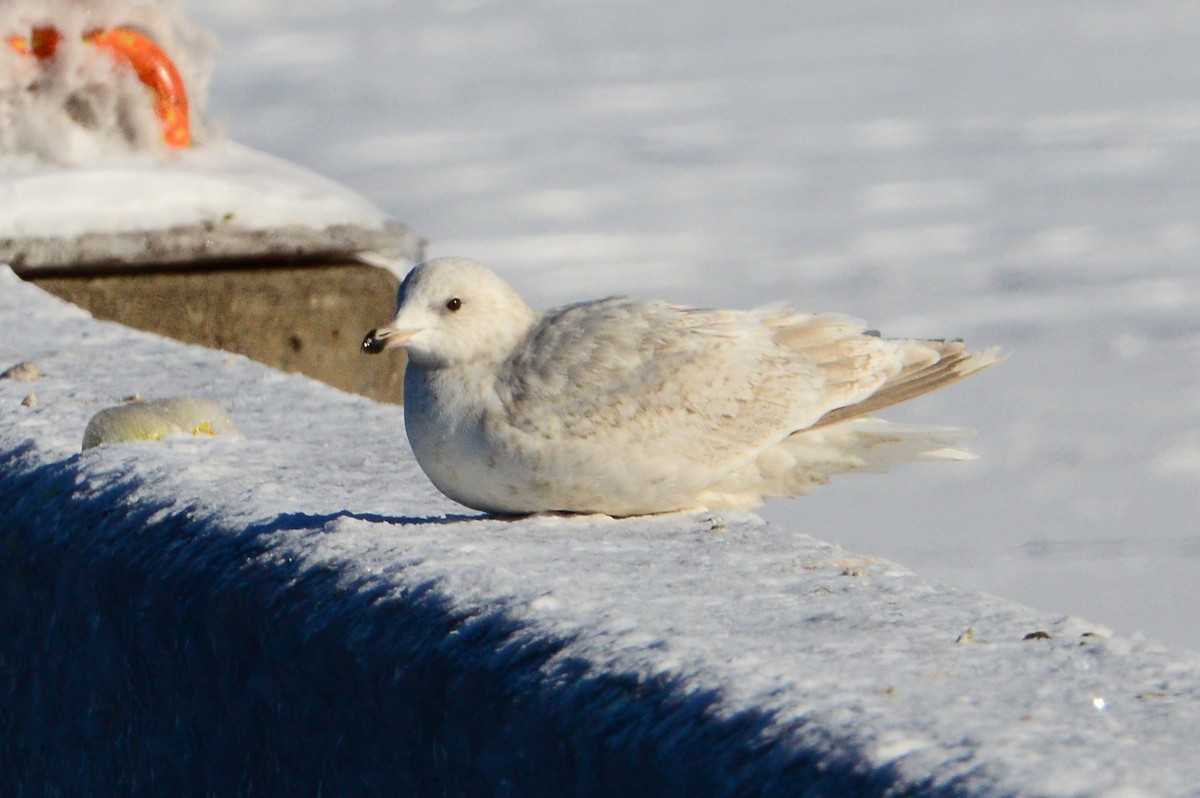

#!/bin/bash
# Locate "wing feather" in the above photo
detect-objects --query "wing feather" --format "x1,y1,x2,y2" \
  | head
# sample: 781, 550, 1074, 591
497, 299, 827, 467
495, 297, 1004, 473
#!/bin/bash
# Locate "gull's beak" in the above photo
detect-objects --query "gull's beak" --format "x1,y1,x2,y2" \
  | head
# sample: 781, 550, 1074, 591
361, 323, 420, 354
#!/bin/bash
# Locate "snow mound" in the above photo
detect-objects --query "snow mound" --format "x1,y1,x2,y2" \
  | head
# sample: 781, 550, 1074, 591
0, 140, 422, 272
82, 396, 240, 449
3, 268, 1200, 795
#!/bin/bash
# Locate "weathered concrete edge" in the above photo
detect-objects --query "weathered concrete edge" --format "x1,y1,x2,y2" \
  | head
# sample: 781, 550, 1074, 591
2, 219, 426, 275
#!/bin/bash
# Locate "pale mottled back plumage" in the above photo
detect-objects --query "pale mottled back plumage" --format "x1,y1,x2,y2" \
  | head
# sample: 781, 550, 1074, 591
363, 258, 1005, 516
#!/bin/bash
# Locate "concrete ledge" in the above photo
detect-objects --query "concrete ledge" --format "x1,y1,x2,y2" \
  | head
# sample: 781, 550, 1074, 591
2, 268, 1199, 796
28, 262, 409, 405
0, 221, 421, 274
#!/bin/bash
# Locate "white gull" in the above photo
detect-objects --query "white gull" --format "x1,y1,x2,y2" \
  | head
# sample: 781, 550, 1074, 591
363, 258, 1004, 516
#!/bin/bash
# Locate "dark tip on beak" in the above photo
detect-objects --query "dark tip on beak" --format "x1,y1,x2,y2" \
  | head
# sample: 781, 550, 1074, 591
362, 329, 387, 354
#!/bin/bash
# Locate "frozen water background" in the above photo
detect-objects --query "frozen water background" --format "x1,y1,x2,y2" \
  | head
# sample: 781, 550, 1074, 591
180, 1, 1200, 648
5, 3, 1200, 790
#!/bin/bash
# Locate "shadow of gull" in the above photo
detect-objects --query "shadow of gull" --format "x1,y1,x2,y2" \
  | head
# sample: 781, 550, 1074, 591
254, 510, 488, 533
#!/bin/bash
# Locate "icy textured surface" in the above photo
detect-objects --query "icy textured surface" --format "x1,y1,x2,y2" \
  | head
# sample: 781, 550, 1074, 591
4, 272, 1200, 794
183, 0, 1200, 650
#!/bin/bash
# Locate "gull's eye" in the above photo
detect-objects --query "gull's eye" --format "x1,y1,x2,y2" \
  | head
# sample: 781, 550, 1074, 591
446, 297, 462, 312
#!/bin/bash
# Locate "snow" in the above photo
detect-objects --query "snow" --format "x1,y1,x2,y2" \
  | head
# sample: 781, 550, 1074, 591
0, 141, 393, 239
176, 0, 1200, 651
3, 0, 1200, 790
5, 265, 1200, 793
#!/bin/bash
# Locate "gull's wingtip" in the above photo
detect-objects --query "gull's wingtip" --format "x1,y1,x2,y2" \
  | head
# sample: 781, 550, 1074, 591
959, 345, 1010, 377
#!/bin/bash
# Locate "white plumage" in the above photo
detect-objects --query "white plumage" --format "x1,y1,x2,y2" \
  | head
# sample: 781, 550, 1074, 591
363, 258, 1004, 516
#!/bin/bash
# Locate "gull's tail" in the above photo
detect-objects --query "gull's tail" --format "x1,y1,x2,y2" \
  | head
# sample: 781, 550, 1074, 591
695, 332, 1005, 508
810, 342, 1007, 429
696, 418, 979, 509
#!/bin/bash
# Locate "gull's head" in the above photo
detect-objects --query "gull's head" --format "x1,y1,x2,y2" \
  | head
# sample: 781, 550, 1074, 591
362, 258, 538, 368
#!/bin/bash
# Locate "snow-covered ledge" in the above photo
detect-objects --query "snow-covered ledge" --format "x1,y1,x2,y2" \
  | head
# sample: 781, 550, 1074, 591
2, 266, 1198, 797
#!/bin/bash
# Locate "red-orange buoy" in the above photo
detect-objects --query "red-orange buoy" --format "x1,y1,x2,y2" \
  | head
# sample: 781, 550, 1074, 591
85, 27, 191, 148
7, 24, 190, 148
